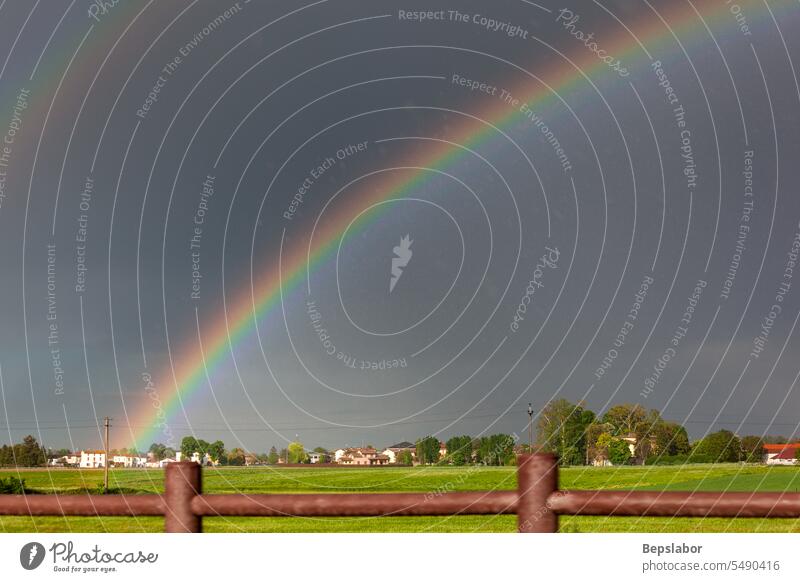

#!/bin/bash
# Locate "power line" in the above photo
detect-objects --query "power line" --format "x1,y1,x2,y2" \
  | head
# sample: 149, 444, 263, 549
3, 417, 800, 432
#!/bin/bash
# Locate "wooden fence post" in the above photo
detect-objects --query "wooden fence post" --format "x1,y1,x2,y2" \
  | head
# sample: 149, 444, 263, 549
165, 462, 202, 533
517, 453, 558, 533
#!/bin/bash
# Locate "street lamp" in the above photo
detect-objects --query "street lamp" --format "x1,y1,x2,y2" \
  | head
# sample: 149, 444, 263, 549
527, 403, 533, 453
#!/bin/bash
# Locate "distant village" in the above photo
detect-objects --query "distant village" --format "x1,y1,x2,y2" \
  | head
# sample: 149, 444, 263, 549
4, 401, 800, 470
49, 441, 441, 469
48, 442, 428, 469
43, 440, 800, 470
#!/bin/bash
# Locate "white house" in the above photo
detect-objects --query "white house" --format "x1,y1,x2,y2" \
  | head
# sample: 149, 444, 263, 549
307, 451, 328, 464
147, 457, 178, 468
764, 444, 800, 465
336, 447, 390, 466
79, 450, 106, 468
382, 442, 416, 464
49, 454, 79, 466
111, 454, 147, 468
141, 451, 214, 468
175, 451, 214, 465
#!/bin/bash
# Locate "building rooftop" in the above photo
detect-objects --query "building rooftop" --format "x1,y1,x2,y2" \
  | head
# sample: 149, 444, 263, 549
773, 448, 798, 460
764, 443, 800, 452
386, 442, 415, 449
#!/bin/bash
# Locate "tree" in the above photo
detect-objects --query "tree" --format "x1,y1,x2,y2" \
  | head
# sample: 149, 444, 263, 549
25, 435, 47, 466
476, 434, 516, 466
601, 404, 673, 464
653, 421, 690, 457
268, 446, 279, 465
180, 437, 209, 462
27, 437, 44, 466
396, 450, 414, 465
608, 438, 632, 465
496, 434, 517, 465
197, 439, 209, 459
227, 448, 246, 466
415, 436, 440, 465
591, 431, 613, 464
444, 435, 473, 465
149, 442, 168, 461
6, 436, 47, 467
180, 437, 198, 459
287, 441, 307, 464
740, 436, 765, 463
586, 422, 609, 464
536, 399, 595, 465
206, 440, 226, 464
602, 403, 649, 437
690, 430, 741, 463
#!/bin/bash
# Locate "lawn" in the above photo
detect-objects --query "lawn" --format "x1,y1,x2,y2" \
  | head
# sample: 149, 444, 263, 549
2, 464, 799, 533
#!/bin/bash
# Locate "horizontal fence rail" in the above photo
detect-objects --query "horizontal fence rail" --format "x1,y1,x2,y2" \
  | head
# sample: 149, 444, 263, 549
191, 492, 518, 517
1, 454, 799, 532
547, 490, 800, 519
0, 495, 165, 516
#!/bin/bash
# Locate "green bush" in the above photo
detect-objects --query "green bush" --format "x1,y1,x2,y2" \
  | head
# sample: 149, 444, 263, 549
0, 476, 26, 494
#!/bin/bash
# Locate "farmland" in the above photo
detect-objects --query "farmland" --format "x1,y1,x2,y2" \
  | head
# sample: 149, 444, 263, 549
1, 464, 800, 533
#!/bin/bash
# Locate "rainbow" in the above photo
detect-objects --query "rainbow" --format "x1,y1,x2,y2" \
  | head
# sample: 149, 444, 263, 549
117, 0, 783, 447
0, 1, 148, 157
0, 1, 155, 447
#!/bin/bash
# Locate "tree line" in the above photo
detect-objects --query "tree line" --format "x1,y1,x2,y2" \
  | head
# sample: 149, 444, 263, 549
0, 435, 47, 467
0, 410, 792, 468
535, 399, 778, 466
416, 434, 518, 466
168, 438, 317, 465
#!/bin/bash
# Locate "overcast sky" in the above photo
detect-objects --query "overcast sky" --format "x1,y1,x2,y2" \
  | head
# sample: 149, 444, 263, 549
0, 0, 799, 453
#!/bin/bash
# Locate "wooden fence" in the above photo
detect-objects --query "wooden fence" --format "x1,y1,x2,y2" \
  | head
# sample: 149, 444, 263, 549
1, 454, 798, 532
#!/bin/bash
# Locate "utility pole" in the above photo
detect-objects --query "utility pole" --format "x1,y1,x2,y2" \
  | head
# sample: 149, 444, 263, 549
527, 403, 533, 453
103, 417, 111, 494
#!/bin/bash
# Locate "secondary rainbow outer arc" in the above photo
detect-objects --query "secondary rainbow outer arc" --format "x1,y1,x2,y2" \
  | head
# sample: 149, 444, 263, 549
125, 0, 776, 448
0, 2, 147, 444
0, 1, 146, 152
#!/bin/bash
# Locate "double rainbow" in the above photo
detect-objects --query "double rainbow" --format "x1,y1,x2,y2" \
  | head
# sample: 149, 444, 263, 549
104, 0, 779, 447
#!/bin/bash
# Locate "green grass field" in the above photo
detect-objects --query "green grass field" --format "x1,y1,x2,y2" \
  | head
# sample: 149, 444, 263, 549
2, 464, 800, 533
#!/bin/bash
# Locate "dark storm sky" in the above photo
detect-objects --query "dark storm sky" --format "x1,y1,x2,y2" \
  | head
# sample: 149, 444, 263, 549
0, 0, 799, 452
